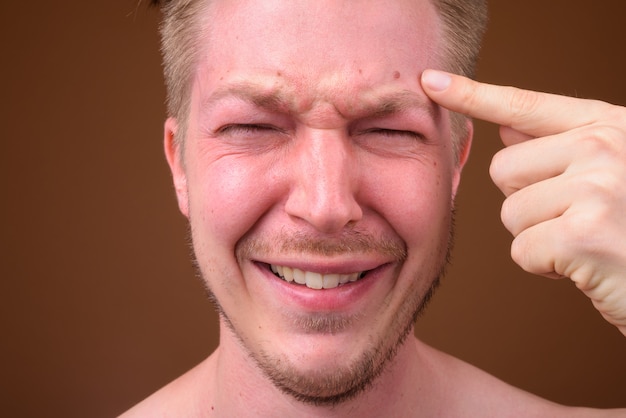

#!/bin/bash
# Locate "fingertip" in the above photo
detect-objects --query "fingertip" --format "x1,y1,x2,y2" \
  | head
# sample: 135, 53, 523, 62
421, 69, 452, 92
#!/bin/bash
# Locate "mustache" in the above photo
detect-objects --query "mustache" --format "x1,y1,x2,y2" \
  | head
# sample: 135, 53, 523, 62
236, 229, 407, 263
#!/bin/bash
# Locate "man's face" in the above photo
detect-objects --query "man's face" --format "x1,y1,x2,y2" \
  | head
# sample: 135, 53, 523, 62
166, 0, 469, 404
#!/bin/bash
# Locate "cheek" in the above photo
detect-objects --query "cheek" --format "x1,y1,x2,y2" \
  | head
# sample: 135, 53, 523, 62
186, 153, 282, 253
364, 158, 455, 247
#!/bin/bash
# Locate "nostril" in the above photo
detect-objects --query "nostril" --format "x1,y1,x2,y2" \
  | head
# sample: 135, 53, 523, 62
285, 193, 362, 233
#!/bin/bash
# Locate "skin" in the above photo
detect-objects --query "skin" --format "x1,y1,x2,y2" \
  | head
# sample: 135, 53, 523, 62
422, 70, 626, 337
122, 0, 626, 416
171, 0, 462, 407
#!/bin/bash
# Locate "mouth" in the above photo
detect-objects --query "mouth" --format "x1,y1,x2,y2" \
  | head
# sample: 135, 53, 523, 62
270, 264, 367, 290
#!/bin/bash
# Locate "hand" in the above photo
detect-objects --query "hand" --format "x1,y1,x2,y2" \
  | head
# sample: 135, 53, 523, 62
422, 69, 626, 336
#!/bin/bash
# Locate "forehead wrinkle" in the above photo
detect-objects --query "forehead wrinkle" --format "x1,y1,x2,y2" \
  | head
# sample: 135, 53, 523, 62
200, 78, 438, 123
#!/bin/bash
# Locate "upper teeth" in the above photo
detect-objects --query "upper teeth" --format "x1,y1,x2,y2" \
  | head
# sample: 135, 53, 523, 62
270, 265, 362, 290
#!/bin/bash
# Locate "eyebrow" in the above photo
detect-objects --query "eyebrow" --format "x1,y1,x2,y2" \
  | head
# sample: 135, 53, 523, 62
202, 82, 292, 113
201, 81, 437, 120
357, 90, 436, 120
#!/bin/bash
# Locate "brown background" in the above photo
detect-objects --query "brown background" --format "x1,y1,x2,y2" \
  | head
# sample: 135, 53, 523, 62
2, 1, 625, 416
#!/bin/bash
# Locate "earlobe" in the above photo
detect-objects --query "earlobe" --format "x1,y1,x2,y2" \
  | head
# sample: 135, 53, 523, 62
163, 118, 189, 217
452, 118, 473, 198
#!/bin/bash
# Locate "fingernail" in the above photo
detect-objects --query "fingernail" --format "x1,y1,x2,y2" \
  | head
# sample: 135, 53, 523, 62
422, 70, 451, 92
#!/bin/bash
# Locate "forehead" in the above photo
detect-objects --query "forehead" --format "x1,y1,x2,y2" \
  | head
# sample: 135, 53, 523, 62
193, 0, 443, 114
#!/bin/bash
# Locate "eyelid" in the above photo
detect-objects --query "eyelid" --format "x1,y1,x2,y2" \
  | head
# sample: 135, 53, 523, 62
217, 123, 286, 134
359, 127, 425, 140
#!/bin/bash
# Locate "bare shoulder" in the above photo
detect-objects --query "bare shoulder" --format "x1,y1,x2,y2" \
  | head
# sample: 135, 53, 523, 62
415, 340, 626, 417
118, 354, 216, 418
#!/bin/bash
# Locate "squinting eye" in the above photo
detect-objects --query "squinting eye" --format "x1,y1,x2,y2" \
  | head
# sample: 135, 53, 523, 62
211, 123, 289, 153
363, 128, 424, 140
218, 124, 282, 135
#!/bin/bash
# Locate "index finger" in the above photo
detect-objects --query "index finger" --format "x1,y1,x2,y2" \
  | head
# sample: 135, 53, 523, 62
421, 69, 607, 137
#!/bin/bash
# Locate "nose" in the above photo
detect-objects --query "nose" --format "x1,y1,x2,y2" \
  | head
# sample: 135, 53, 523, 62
284, 129, 363, 233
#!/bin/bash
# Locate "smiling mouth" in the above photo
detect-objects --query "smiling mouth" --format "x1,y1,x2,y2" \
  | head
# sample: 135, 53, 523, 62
270, 264, 367, 290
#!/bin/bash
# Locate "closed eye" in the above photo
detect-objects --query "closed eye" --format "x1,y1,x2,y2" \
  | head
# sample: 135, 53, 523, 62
217, 123, 284, 135
361, 128, 425, 140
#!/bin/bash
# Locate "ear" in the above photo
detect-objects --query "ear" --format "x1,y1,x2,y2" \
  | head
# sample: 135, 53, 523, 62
163, 118, 189, 218
451, 118, 473, 199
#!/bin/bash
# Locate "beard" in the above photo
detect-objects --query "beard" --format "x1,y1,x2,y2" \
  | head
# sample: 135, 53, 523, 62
253, 274, 442, 407
191, 211, 455, 407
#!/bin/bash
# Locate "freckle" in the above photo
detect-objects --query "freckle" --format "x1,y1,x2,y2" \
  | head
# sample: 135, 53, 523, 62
393, 71, 401, 79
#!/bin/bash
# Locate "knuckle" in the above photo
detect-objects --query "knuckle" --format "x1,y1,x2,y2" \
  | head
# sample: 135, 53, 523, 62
578, 125, 624, 156
489, 149, 513, 192
458, 81, 481, 115
510, 234, 535, 273
500, 195, 520, 234
575, 169, 622, 207
558, 209, 606, 257
561, 212, 591, 244
489, 150, 505, 180
507, 87, 541, 121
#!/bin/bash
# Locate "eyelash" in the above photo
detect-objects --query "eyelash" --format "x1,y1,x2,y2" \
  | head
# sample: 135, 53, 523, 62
217, 125, 424, 141
218, 124, 282, 134
361, 128, 424, 140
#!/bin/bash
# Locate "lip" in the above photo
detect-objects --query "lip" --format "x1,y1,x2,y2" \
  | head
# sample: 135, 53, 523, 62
252, 259, 394, 312
257, 254, 391, 276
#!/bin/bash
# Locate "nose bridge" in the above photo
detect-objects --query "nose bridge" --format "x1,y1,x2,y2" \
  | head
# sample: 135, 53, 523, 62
308, 130, 349, 201
286, 128, 362, 232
